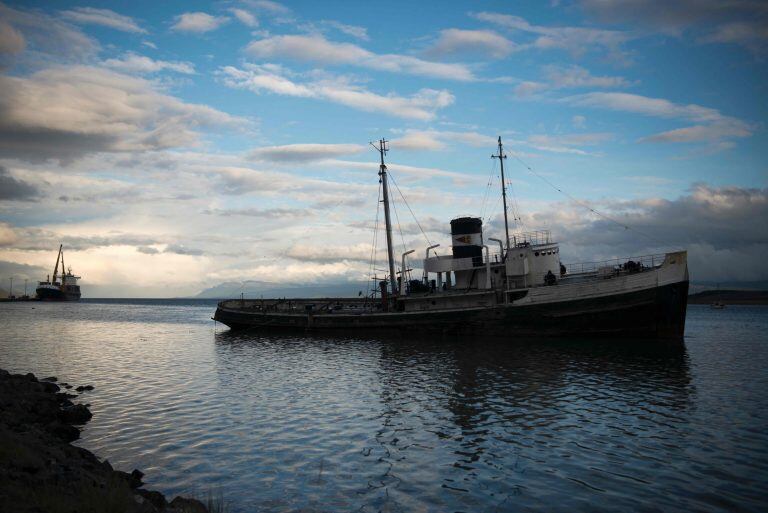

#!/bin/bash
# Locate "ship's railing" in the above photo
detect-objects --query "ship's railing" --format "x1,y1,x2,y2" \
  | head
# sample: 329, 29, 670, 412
218, 297, 381, 314
521, 253, 667, 288
562, 253, 666, 276
511, 230, 552, 247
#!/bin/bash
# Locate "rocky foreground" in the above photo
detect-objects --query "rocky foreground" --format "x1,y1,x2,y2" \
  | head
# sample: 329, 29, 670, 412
0, 369, 210, 513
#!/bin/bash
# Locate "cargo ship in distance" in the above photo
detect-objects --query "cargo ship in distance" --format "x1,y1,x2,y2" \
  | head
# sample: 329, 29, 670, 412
214, 138, 689, 339
36, 245, 81, 301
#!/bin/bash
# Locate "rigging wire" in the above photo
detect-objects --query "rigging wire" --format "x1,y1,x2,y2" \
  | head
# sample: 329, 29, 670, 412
389, 188, 410, 282
508, 152, 682, 250
506, 176, 525, 232
485, 189, 504, 226
387, 170, 434, 249
479, 157, 498, 221
367, 180, 382, 296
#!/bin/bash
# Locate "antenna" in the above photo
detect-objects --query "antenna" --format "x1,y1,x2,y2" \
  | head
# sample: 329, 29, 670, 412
491, 137, 511, 257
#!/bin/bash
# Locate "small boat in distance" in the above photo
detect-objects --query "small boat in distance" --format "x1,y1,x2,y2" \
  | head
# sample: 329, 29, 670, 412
710, 284, 725, 309
36, 245, 82, 301
214, 138, 689, 339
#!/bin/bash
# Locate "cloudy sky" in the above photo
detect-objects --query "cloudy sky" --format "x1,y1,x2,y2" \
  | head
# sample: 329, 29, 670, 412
0, 0, 766, 297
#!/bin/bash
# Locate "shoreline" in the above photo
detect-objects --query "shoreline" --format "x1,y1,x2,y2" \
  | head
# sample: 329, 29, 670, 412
0, 369, 212, 513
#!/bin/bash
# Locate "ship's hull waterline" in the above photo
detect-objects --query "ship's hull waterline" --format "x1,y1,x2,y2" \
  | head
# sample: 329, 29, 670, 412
35, 287, 81, 302
214, 280, 689, 339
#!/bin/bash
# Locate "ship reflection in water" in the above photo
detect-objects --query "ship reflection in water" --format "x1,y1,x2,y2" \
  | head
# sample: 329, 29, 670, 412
213, 332, 701, 511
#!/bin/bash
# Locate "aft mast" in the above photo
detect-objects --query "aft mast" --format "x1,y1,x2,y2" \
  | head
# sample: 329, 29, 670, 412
374, 139, 398, 297
492, 137, 511, 257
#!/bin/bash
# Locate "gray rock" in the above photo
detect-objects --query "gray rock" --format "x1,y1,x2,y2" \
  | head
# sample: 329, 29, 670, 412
41, 376, 58, 382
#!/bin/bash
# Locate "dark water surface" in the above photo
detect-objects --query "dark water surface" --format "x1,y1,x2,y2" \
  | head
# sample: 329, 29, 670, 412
1, 300, 766, 512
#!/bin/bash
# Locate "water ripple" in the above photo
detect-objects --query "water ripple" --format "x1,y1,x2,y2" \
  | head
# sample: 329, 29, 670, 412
1, 301, 767, 512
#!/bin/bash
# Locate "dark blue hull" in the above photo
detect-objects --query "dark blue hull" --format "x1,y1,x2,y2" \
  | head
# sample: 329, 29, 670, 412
36, 287, 81, 301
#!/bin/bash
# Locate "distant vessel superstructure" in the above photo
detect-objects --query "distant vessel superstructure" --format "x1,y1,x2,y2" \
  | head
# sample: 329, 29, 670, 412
36, 245, 81, 301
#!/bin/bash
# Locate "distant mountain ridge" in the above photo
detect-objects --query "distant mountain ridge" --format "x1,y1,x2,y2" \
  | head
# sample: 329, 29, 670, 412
194, 280, 369, 299
688, 290, 768, 305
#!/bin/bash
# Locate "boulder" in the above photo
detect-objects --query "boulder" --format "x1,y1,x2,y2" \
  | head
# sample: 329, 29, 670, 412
46, 420, 81, 442
169, 496, 209, 513
59, 403, 93, 424
75, 385, 94, 392
130, 469, 145, 489
137, 488, 168, 510
41, 376, 58, 382
40, 381, 60, 393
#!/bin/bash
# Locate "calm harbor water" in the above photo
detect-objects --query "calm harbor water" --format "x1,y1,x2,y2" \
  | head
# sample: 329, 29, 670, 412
1, 300, 766, 512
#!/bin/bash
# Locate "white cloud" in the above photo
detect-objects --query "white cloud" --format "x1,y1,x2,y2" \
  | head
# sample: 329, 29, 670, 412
220, 64, 454, 121
229, 8, 259, 28
562, 92, 754, 147
321, 20, 369, 41
246, 0, 291, 15
103, 52, 196, 74
470, 11, 632, 61
564, 92, 720, 121
580, 0, 768, 54
424, 28, 516, 59
514, 81, 548, 97
0, 3, 99, 61
248, 143, 366, 162
0, 19, 25, 55
172, 12, 229, 33
0, 66, 247, 161
245, 34, 476, 81
320, 159, 473, 184
641, 122, 753, 144
700, 21, 768, 54
527, 132, 612, 155
544, 65, 630, 88
515, 65, 630, 97
61, 7, 146, 34
391, 129, 497, 151
285, 242, 376, 263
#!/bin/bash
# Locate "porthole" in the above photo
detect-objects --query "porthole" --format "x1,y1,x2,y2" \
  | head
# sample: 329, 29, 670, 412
535, 252, 539, 256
